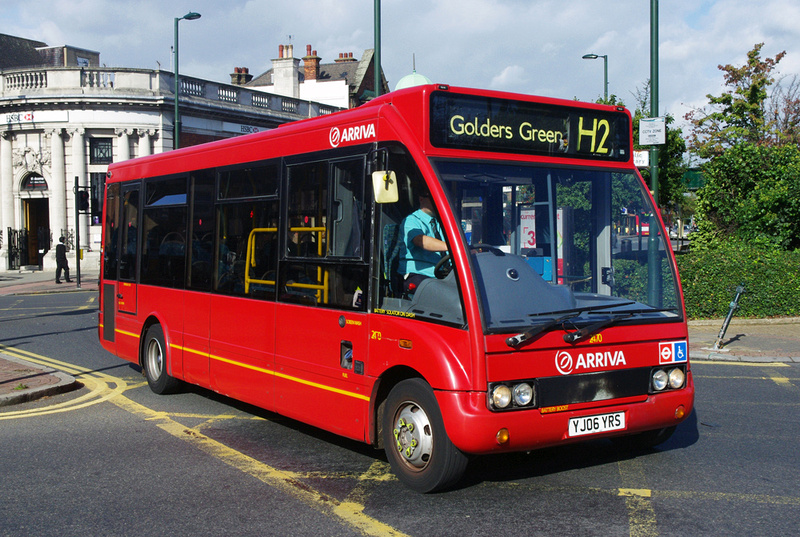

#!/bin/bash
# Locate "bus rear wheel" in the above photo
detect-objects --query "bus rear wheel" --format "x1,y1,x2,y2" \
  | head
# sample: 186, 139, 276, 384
143, 324, 179, 395
382, 378, 468, 493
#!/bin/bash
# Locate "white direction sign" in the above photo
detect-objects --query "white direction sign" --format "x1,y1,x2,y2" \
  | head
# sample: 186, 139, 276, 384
639, 117, 666, 145
634, 150, 650, 168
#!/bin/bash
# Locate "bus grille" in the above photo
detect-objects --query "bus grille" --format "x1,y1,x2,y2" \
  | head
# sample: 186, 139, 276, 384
537, 367, 651, 407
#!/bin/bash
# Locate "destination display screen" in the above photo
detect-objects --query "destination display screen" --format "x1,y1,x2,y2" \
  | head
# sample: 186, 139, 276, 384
430, 92, 630, 162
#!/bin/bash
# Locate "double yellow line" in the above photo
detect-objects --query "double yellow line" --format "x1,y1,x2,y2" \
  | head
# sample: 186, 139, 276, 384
0, 344, 131, 420
0, 344, 407, 537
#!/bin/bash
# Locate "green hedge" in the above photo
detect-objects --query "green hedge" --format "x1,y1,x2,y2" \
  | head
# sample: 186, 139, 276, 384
676, 241, 800, 319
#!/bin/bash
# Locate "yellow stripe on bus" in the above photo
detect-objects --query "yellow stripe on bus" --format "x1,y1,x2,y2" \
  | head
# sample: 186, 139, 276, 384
115, 328, 141, 339
170, 344, 370, 402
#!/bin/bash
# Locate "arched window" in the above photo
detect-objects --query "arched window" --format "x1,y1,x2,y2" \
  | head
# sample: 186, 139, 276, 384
21, 173, 48, 191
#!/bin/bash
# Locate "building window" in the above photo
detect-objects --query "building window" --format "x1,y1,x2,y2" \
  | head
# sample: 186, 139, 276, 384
90, 138, 113, 164
21, 174, 48, 191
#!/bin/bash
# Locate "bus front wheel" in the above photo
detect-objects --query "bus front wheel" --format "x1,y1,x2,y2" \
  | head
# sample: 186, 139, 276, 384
143, 324, 179, 395
382, 378, 468, 493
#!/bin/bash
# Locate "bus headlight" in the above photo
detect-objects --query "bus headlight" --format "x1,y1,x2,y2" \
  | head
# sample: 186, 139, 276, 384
513, 383, 534, 406
489, 381, 537, 411
652, 369, 668, 391
491, 385, 512, 409
668, 367, 685, 389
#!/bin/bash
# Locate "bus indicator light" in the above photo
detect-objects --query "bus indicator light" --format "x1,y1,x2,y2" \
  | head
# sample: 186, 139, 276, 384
496, 428, 510, 444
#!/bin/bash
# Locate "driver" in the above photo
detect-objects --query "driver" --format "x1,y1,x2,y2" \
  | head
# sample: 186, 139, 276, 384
398, 188, 448, 294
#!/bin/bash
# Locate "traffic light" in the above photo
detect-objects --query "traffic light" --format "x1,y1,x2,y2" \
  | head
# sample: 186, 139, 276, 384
78, 190, 90, 212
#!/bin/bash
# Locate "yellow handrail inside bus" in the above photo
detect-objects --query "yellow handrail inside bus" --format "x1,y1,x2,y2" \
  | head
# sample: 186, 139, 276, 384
245, 227, 277, 294
245, 226, 329, 303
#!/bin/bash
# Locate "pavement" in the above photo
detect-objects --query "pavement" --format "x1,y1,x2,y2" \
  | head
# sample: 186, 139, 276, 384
1, 268, 798, 407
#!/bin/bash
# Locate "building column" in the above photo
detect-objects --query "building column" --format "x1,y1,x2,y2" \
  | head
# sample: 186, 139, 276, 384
48, 128, 67, 239
116, 128, 132, 161
1, 130, 14, 266
138, 129, 153, 157
69, 128, 89, 250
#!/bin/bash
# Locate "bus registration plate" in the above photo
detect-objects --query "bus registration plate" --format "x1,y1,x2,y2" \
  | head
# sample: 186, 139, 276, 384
568, 411, 626, 437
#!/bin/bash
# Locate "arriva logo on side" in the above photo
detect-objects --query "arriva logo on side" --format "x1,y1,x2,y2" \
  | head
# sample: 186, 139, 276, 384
329, 123, 376, 148
555, 349, 627, 375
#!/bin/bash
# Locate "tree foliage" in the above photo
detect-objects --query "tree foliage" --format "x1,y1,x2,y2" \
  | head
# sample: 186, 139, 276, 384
693, 143, 800, 251
686, 43, 800, 252
685, 43, 786, 158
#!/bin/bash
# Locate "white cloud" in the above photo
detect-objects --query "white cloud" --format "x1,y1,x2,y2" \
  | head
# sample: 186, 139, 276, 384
2, 0, 800, 133
490, 65, 528, 91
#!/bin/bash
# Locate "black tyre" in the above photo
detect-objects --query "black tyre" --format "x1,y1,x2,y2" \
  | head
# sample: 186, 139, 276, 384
383, 378, 468, 493
143, 324, 180, 395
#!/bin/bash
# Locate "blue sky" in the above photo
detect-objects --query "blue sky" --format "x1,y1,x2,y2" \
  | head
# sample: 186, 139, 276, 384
4, 0, 800, 132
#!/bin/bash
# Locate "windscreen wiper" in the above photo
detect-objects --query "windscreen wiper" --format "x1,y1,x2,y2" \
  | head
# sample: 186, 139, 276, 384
561, 307, 676, 344
505, 312, 581, 348
505, 301, 634, 348
562, 313, 633, 344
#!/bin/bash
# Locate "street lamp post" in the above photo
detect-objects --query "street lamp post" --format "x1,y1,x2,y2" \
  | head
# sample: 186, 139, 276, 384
173, 11, 201, 150
582, 53, 608, 101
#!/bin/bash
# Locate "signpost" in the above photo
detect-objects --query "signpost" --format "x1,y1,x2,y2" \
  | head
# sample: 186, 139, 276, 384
639, 117, 666, 146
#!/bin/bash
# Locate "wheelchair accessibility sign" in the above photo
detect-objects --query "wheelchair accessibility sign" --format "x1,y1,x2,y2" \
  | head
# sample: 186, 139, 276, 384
659, 341, 688, 364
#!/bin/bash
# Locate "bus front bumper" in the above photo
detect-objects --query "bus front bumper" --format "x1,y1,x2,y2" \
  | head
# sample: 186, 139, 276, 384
435, 371, 695, 455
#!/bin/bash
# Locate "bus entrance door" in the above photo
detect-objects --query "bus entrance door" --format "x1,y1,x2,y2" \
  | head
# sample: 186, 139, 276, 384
275, 304, 370, 442
113, 183, 141, 361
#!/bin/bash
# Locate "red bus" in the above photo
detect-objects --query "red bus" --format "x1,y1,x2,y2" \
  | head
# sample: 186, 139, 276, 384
99, 84, 693, 492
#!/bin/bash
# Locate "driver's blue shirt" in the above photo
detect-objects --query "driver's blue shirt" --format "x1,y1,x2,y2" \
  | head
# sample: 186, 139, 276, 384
399, 209, 444, 278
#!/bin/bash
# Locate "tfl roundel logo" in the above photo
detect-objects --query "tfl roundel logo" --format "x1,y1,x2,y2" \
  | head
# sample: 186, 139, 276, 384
659, 341, 688, 364
555, 350, 574, 375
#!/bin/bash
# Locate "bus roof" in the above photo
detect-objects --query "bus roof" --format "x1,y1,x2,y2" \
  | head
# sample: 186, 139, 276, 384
107, 84, 632, 181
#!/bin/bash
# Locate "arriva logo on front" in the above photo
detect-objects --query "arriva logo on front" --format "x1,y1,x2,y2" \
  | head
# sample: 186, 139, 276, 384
555, 349, 627, 375
329, 123, 376, 148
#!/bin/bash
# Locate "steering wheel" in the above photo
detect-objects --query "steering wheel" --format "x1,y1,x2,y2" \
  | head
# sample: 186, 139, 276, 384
434, 253, 453, 279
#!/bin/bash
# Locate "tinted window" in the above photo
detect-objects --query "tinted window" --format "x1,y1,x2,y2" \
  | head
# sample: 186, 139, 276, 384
219, 162, 279, 199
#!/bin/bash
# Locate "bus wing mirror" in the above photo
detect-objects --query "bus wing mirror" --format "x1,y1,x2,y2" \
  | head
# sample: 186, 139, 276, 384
372, 171, 399, 203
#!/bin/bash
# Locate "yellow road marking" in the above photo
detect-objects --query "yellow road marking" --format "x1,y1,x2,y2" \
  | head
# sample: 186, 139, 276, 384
0, 349, 130, 419
5, 344, 799, 534
109, 394, 409, 537
656, 489, 800, 506
0, 344, 406, 536
767, 372, 797, 389
692, 360, 789, 367
618, 458, 658, 537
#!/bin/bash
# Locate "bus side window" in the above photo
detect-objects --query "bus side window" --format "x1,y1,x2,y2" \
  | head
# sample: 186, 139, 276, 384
103, 182, 120, 281
119, 186, 140, 282
215, 200, 278, 298
140, 177, 188, 289
187, 170, 215, 291
280, 159, 369, 310
376, 147, 465, 325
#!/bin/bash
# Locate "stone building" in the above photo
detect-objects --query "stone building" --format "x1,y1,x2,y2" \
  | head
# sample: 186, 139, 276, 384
0, 34, 345, 273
